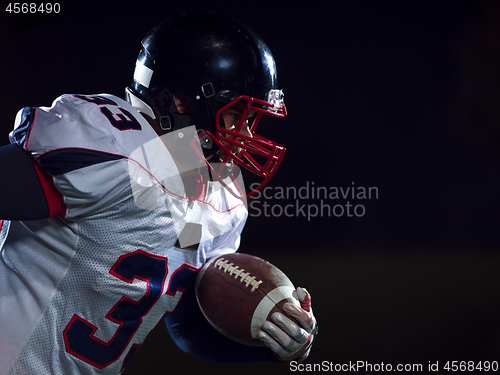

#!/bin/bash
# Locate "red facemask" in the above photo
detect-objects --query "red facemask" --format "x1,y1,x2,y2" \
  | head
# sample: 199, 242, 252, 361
192, 92, 287, 200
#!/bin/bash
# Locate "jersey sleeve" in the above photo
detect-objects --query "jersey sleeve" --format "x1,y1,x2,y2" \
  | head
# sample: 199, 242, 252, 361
9, 94, 156, 219
208, 210, 246, 258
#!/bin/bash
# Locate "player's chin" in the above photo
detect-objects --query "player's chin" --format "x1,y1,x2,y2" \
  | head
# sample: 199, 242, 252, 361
219, 148, 242, 167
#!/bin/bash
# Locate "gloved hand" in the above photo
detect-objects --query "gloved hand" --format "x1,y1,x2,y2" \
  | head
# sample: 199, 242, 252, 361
258, 287, 318, 362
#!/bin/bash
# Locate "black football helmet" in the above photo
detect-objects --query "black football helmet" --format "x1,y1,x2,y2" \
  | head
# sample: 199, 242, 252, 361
126, 12, 286, 199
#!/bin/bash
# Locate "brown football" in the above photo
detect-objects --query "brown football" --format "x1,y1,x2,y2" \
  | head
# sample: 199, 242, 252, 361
195, 253, 299, 346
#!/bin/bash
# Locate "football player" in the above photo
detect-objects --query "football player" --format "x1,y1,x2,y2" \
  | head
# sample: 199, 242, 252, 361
0, 12, 317, 374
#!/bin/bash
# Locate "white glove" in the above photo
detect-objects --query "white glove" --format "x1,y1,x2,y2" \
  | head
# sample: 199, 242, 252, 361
258, 287, 318, 362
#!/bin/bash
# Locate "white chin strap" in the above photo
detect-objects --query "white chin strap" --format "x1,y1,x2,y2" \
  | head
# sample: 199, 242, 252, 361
125, 87, 156, 119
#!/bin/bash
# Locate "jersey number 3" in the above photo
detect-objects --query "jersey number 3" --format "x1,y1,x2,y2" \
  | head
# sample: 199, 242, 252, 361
73, 94, 142, 131
63, 250, 194, 369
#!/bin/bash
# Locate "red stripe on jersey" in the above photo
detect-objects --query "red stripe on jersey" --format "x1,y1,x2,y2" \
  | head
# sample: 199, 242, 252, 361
31, 158, 67, 218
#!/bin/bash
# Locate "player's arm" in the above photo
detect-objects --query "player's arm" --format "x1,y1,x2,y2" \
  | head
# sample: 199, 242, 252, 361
164, 282, 280, 363
259, 287, 318, 363
0, 143, 49, 220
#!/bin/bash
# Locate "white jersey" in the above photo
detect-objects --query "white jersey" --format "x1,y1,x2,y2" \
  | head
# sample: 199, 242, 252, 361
0, 94, 248, 374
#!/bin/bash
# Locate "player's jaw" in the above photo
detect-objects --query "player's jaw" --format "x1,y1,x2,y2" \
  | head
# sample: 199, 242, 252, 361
218, 105, 255, 163
169, 92, 255, 166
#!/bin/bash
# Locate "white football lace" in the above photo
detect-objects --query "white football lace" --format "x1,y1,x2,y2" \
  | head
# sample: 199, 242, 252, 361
215, 258, 263, 292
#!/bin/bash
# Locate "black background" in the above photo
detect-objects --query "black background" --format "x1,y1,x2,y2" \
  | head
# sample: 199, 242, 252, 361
1, 1, 500, 373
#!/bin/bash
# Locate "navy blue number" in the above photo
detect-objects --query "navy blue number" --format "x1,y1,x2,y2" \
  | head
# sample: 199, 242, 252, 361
101, 107, 142, 131
63, 250, 168, 369
72, 94, 142, 131
120, 263, 199, 373
73, 94, 118, 106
